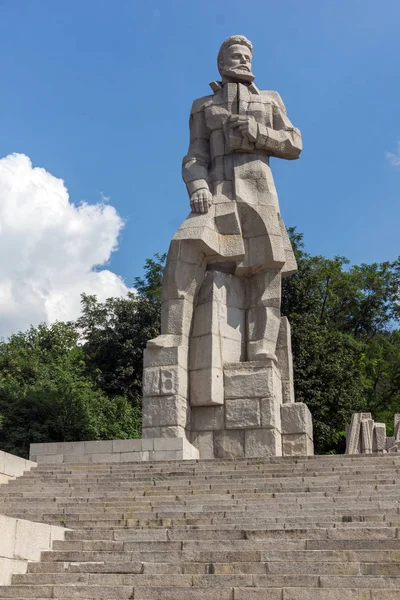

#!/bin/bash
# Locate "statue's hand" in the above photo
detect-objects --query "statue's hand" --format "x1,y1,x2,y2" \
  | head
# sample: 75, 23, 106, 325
229, 115, 258, 143
190, 189, 212, 214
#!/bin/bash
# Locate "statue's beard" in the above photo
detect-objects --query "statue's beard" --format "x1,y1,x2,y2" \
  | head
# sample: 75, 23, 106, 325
220, 65, 255, 83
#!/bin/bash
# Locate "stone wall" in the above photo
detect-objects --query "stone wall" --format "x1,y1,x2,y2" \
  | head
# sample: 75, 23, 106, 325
0, 514, 66, 585
30, 437, 199, 464
0, 450, 36, 485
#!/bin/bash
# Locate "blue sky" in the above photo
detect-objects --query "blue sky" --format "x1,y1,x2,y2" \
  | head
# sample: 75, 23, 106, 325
0, 0, 399, 303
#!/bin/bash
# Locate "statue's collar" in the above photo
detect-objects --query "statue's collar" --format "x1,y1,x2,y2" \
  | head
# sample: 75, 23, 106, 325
209, 80, 260, 95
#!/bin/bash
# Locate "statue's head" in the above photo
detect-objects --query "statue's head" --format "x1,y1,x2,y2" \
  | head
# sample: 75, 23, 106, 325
217, 35, 254, 83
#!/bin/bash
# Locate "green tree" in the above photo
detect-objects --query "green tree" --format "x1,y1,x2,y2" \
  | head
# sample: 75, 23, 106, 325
0, 322, 137, 458
76, 254, 166, 428
282, 229, 400, 453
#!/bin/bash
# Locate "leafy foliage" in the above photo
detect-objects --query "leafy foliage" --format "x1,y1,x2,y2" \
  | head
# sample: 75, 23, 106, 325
282, 229, 400, 453
76, 255, 165, 423
0, 322, 137, 458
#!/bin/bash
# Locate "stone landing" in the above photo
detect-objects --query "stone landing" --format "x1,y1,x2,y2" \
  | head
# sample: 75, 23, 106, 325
30, 437, 199, 464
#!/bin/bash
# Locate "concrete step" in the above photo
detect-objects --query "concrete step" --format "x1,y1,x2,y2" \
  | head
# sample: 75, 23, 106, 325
1, 586, 399, 599
1, 454, 400, 598
10, 572, 400, 588
25, 558, 400, 577
38, 548, 400, 564
60, 525, 398, 542
49, 533, 400, 554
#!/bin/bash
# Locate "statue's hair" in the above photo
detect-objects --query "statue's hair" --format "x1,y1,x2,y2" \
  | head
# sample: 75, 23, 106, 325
217, 35, 253, 74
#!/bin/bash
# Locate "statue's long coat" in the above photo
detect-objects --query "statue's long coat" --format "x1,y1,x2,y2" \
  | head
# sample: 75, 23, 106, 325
174, 81, 302, 277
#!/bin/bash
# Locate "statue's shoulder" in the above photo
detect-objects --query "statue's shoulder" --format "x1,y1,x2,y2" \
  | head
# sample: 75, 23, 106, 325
191, 94, 214, 114
259, 90, 287, 114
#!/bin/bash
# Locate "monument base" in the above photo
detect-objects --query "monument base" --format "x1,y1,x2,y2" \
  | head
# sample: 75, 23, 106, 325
190, 360, 313, 459
30, 437, 199, 464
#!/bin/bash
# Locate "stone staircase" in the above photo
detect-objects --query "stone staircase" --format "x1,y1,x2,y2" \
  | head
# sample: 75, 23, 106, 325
0, 455, 399, 599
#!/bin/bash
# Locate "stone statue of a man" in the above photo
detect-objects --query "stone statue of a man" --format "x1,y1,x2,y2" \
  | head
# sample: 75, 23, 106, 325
142, 35, 312, 458
148, 35, 301, 361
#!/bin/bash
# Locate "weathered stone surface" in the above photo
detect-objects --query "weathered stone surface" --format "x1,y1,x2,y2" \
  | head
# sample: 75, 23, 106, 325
112, 439, 143, 453
143, 364, 189, 401
387, 435, 395, 450
214, 430, 245, 458
280, 402, 313, 437
189, 334, 222, 370
30, 435, 201, 463
224, 361, 279, 399
143, 345, 188, 369
345, 413, 363, 454
395, 414, 400, 441
0, 514, 16, 558
142, 367, 161, 397
260, 396, 281, 431
142, 395, 189, 429
0, 557, 26, 586
191, 430, 215, 459
190, 367, 224, 406
282, 432, 314, 456
0, 516, 66, 586
276, 316, 295, 404
84, 440, 113, 454
221, 335, 244, 364
191, 406, 225, 431
225, 398, 261, 429
361, 417, 374, 453
245, 429, 282, 457
345, 412, 395, 455
373, 422, 387, 453
0, 450, 36, 477
3, 452, 400, 596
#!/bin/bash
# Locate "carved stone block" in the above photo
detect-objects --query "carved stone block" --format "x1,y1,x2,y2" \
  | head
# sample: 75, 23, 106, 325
191, 431, 215, 459
280, 402, 313, 438
260, 396, 281, 431
191, 406, 225, 431
224, 360, 279, 399
225, 398, 261, 429
245, 429, 282, 457
282, 433, 314, 457
214, 430, 245, 458
373, 423, 387, 453
142, 395, 189, 429
190, 367, 224, 407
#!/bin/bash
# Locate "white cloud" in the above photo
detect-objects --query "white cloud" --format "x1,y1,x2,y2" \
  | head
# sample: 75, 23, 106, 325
386, 142, 400, 167
0, 153, 132, 339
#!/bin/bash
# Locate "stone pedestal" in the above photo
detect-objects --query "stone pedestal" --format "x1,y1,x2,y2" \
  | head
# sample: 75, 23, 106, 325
191, 359, 283, 458
142, 269, 314, 460
190, 362, 313, 459
281, 402, 314, 456
142, 345, 190, 440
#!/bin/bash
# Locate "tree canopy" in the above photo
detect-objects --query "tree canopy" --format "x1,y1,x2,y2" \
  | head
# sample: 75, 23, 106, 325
0, 322, 137, 457
282, 229, 400, 452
